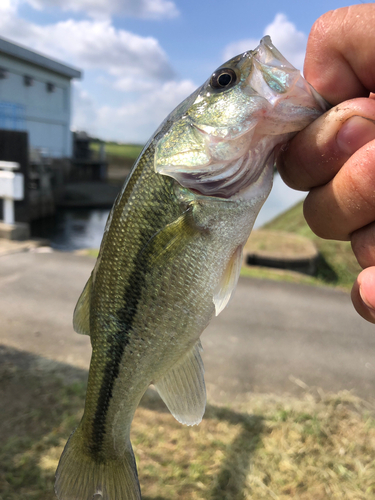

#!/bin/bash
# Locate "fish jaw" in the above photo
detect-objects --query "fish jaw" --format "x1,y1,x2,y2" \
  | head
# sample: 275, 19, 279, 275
251, 36, 330, 134
155, 36, 328, 200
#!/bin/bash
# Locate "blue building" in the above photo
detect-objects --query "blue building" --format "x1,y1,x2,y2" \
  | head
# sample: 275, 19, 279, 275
0, 37, 82, 158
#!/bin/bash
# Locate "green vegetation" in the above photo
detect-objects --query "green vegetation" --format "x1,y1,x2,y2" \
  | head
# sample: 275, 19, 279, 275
246, 201, 362, 291
90, 140, 144, 180
90, 141, 143, 161
2, 360, 375, 500
240, 265, 327, 288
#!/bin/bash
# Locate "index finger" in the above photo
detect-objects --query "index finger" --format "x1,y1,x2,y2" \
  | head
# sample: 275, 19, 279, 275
304, 5, 375, 105
276, 98, 375, 191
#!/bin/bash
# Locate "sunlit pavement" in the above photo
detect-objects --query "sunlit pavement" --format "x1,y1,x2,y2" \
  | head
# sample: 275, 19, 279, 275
1, 251, 374, 403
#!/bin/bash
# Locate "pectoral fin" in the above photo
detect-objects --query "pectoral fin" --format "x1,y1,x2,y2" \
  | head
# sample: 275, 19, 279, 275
154, 341, 206, 426
144, 205, 199, 266
213, 245, 243, 316
73, 274, 92, 335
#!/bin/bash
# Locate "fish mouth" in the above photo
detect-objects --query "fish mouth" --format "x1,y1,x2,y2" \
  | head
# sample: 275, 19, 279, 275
156, 35, 329, 201
249, 36, 331, 113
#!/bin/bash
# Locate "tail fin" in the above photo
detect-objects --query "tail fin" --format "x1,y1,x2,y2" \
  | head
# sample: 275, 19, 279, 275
55, 428, 141, 500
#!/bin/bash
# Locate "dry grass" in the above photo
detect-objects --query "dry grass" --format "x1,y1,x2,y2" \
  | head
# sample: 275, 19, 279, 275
133, 391, 375, 500
1, 357, 375, 500
244, 230, 317, 259
243, 393, 375, 499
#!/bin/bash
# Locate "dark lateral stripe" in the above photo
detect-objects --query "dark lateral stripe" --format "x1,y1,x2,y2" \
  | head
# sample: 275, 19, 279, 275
89, 182, 175, 459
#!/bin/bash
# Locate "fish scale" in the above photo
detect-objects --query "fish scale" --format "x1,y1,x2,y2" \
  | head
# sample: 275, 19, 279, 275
55, 36, 328, 500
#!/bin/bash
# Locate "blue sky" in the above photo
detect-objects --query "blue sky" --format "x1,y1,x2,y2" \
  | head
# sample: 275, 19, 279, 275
0, 0, 359, 223
0, 0, 356, 143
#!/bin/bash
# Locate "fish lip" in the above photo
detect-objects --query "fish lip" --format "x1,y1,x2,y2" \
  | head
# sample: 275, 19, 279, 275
256, 35, 292, 68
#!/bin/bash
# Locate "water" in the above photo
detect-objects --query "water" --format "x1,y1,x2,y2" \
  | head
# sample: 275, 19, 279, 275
31, 208, 110, 251
31, 176, 305, 251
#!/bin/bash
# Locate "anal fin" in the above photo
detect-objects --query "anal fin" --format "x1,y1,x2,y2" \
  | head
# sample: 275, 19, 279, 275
154, 341, 206, 426
213, 245, 243, 316
73, 273, 93, 335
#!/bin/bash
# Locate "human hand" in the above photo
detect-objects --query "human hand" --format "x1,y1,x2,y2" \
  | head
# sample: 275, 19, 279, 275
276, 5, 375, 323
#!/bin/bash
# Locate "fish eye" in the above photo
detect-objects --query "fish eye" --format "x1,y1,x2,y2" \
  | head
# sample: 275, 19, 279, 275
210, 68, 237, 90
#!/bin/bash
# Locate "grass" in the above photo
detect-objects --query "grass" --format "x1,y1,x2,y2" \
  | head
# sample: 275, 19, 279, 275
90, 141, 143, 169
90, 141, 143, 160
240, 265, 328, 288
90, 141, 144, 181
1, 356, 375, 500
251, 200, 362, 291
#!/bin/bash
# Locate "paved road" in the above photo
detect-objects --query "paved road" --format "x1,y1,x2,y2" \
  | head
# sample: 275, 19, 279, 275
1, 250, 374, 402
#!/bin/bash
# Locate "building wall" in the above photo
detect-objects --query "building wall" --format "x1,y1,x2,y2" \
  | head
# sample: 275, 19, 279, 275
0, 53, 73, 158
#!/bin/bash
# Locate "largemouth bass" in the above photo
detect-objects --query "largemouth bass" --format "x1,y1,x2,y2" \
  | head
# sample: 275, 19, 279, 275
55, 36, 328, 500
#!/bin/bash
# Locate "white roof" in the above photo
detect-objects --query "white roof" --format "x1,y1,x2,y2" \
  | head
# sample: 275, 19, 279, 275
0, 36, 82, 79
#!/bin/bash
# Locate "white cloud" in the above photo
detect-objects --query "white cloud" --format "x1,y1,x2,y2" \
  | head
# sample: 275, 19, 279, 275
264, 13, 307, 69
72, 84, 99, 137
21, 0, 179, 20
0, 18, 174, 83
223, 37, 260, 63
74, 80, 197, 143
113, 77, 154, 92
222, 13, 307, 70
0, 2, 192, 142
111, 79, 196, 125
0, 0, 18, 13
100, 79, 197, 142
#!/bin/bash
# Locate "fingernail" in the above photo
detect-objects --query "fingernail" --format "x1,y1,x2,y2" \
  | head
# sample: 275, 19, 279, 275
337, 115, 375, 156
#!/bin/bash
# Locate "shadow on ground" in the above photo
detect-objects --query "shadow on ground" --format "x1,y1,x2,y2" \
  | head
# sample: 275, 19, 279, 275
315, 254, 338, 284
0, 344, 264, 500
